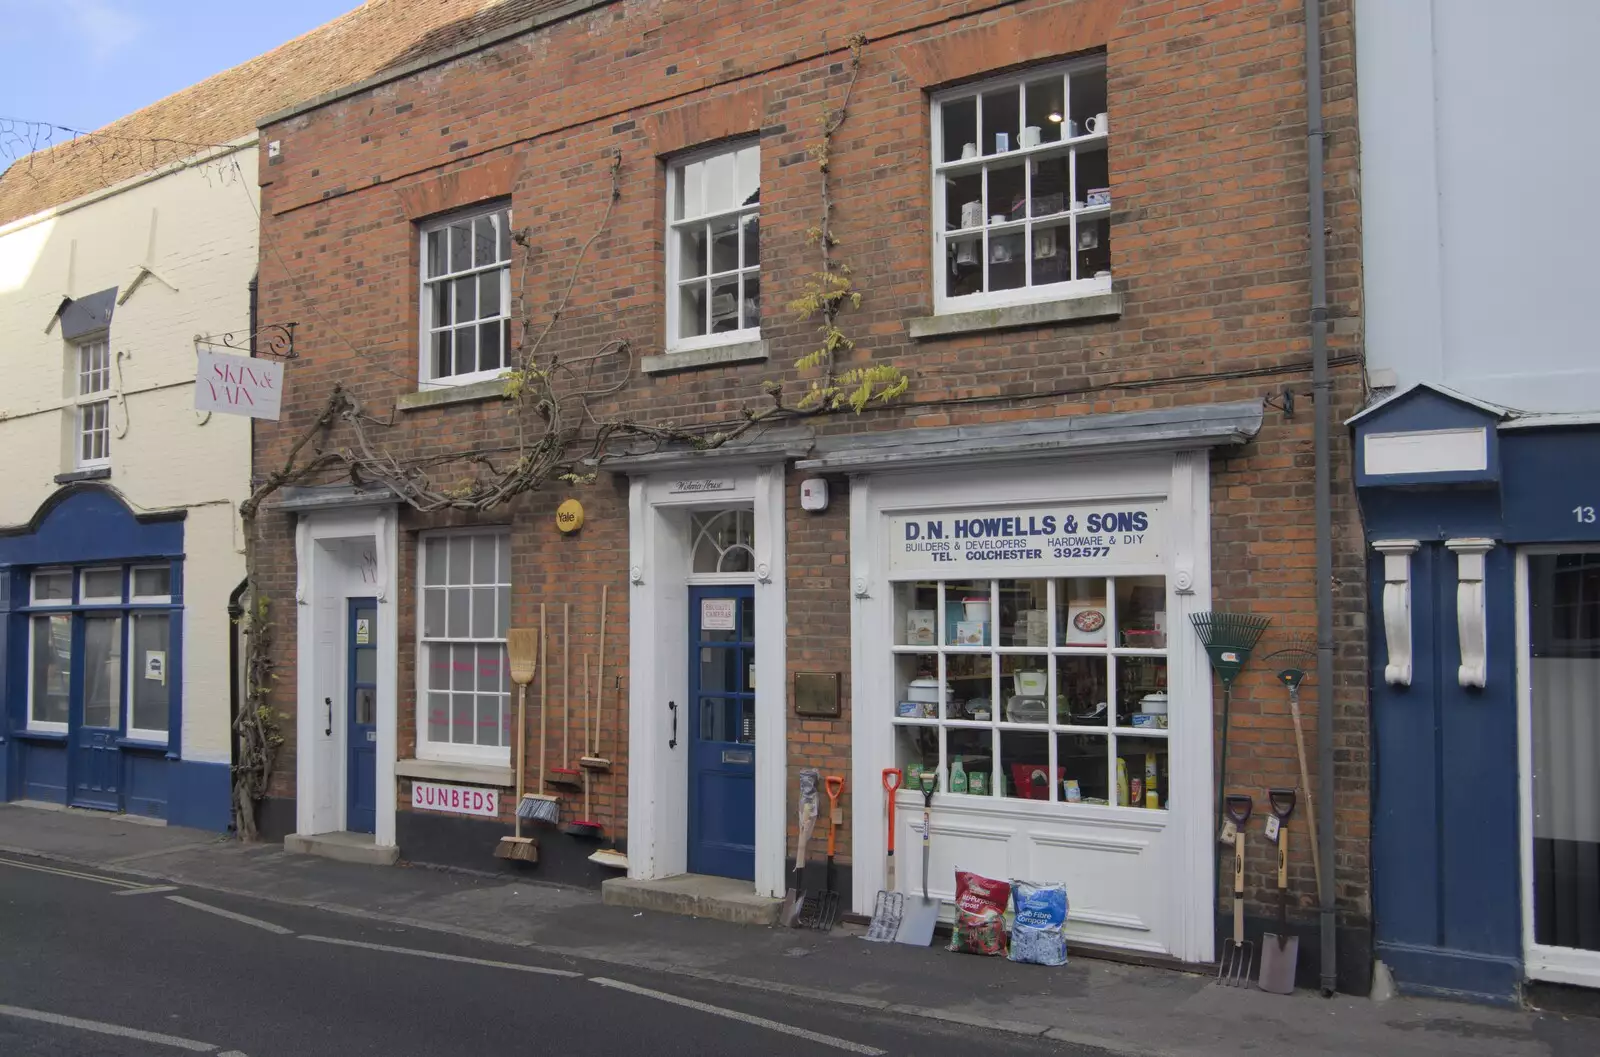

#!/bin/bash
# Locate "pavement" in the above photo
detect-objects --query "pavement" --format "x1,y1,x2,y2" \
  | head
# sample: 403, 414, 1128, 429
0, 802, 1596, 1057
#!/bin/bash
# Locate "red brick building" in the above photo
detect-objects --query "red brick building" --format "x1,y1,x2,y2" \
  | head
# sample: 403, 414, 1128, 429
252, 0, 1369, 989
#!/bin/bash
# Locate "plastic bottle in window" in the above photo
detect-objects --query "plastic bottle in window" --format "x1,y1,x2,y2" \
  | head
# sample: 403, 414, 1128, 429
950, 756, 968, 794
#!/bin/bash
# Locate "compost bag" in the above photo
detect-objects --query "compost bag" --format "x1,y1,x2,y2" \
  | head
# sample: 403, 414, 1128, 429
1008, 879, 1069, 966
946, 870, 1011, 956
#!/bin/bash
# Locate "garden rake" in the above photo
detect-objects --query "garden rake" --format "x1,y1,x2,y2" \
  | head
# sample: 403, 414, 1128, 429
1263, 635, 1324, 905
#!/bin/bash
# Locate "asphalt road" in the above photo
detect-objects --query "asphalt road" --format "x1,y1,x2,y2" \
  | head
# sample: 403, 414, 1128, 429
0, 854, 1112, 1057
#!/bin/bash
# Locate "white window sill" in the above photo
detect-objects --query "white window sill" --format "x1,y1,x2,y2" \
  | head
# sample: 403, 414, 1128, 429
396, 377, 509, 412
910, 291, 1124, 339
642, 339, 769, 375
395, 757, 514, 787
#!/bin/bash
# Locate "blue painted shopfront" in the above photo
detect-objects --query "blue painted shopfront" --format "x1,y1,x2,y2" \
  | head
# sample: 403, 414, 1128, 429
0, 484, 229, 830
1354, 384, 1600, 1002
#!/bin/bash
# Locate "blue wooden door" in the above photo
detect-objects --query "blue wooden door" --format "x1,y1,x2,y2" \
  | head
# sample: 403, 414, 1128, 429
346, 599, 378, 834
688, 587, 756, 880
71, 613, 122, 810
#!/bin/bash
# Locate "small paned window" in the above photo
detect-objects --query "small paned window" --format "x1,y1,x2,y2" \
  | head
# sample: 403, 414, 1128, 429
418, 532, 512, 760
667, 143, 760, 351
420, 206, 513, 385
75, 338, 112, 468
932, 61, 1110, 313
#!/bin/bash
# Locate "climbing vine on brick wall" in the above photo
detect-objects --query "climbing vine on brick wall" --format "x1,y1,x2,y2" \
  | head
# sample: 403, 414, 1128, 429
228, 37, 907, 835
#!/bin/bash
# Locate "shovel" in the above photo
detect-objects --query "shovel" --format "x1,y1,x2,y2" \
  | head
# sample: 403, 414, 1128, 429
1258, 788, 1299, 994
895, 772, 941, 946
864, 769, 904, 942
1218, 794, 1254, 987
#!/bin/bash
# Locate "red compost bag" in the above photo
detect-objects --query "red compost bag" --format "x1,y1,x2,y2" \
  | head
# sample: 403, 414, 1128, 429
947, 870, 1012, 956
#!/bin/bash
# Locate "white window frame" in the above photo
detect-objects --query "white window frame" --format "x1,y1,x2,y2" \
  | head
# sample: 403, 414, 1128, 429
417, 204, 514, 389
665, 140, 761, 353
74, 338, 112, 469
415, 529, 512, 765
31, 568, 73, 605
130, 565, 174, 604
931, 58, 1112, 316
126, 608, 173, 744
80, 567, 124, 605
27, 611, 72, 735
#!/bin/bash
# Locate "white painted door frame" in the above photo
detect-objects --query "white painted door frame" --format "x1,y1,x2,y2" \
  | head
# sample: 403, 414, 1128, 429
847, 451, 1216, 963
626, 466, 788, 896
293, 504, 399, 846
1516, 544, 1600, 987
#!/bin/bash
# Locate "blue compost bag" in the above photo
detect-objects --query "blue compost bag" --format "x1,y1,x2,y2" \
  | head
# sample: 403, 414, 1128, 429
1008, 879, 1069, 966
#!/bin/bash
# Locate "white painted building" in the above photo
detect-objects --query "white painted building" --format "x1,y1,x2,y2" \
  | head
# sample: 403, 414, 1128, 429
0, 141, 259, 829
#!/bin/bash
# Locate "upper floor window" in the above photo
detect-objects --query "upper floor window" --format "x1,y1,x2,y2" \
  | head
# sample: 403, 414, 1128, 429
75, 338, 111, 468
667, 142, 760, 351
420, 206, 512, 387
933, 60, 1110, 314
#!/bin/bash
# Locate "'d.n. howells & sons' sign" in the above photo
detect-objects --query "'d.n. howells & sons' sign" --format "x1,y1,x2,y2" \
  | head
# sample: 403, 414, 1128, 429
888, 501, 1164, 576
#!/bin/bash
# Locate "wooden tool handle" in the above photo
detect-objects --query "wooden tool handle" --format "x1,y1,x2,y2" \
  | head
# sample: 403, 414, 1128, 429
1233, 832, 1246, 943
1277, 825, 1289, 888
826, 776, 844, 825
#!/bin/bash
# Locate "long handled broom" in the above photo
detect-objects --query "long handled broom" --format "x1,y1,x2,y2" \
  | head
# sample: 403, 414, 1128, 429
547, 603, 582, 790
517, 603, 561, 825
495, 626, 540, 862
581, 585, 612, 772
560, 654, 604, 839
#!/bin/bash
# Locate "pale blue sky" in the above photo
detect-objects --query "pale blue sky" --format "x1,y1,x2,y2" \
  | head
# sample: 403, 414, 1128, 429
0, 0, 358, 142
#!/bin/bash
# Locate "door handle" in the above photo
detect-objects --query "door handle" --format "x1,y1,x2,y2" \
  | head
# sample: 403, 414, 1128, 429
325, 697, 332, 737
668, 700, 677, 749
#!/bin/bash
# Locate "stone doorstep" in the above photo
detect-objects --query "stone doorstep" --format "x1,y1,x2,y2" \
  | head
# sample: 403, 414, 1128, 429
284, 831, 400, 867
601, 873, 781, 927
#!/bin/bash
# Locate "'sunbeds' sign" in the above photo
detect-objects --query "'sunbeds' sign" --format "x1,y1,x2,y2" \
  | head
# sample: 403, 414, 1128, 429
411, 781, 499, 818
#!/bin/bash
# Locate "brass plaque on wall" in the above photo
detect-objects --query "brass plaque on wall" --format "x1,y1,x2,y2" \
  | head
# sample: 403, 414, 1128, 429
793, 672, 841, 718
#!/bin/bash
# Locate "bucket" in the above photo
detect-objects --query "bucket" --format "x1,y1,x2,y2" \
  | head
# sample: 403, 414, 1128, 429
963, 597, 991, 623
1139, 692, 1169, 715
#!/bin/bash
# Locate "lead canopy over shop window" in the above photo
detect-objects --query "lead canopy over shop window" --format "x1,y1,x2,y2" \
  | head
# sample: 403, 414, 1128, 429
419, 532, 511, 761
887, 502, 1170, 809
932, 59, 1110, 312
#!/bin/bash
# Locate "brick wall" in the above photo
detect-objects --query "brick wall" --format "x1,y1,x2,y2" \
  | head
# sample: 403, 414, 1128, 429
254, 0, 1367, 926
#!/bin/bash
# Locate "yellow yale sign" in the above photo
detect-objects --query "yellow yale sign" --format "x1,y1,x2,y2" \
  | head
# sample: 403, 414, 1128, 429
556, 498, 584, 534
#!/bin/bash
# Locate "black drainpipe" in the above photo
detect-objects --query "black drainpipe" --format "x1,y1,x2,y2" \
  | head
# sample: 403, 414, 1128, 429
227, 579, 247, 795
1304, 0, 1337, 997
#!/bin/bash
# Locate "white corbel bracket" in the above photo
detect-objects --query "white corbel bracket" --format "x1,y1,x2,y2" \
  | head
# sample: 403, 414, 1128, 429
1446, 538, 1494, 689
1373, 539, 1419, 687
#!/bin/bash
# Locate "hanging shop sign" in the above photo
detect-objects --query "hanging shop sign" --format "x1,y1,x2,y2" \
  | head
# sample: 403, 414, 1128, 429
888, 500, 1164, 576
410, 781, 499, 818
194, 351, 283, 420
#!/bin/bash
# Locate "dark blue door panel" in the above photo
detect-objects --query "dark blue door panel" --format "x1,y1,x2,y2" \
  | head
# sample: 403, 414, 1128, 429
687, 586, 756, 880
347, 599, 378, 835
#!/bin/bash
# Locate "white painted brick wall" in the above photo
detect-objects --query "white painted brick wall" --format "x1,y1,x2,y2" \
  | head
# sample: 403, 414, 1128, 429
0, 147, 259, 765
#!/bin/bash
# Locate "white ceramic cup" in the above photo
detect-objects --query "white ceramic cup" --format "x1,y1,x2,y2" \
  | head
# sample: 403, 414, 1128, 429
1087, 112, 1109, 135
990, 214, 1006, 226
961, 142, 977, 160
1020, 125, 1042, 148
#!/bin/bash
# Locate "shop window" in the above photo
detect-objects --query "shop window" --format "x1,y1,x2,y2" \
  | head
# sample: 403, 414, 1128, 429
892, 575, 1168, 807
25, 563, 176, 740
419, 531, 511, 761
420, 205, 513, 386
690, 509, 755, 574
29, 613, 71, 732
931, 60, 1110, 314
667, 141, 760, 351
